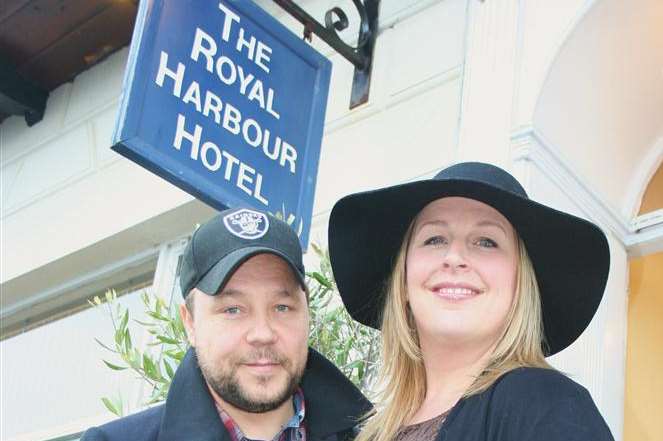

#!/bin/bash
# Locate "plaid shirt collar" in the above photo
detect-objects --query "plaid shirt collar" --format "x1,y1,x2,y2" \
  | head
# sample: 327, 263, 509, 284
216, 388, 306, 441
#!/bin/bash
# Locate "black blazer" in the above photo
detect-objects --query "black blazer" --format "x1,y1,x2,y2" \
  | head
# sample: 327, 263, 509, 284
437, 367, 614, 441
82, 348, 371, 441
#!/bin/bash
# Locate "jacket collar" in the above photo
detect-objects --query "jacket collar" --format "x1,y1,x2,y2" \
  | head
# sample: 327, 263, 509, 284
300, 348, 372, 439
158, 348, 372, 441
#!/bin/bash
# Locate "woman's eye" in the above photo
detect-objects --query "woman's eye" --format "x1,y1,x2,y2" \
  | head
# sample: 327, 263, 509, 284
476, 237, 498, 248
423, 236, 446, 246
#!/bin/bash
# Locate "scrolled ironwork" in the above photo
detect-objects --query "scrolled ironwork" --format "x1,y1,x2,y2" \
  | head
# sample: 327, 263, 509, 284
323, 1, 371, 66
273, 0, 377, 70
324, 7, 348, 32
273, 0, 380, 107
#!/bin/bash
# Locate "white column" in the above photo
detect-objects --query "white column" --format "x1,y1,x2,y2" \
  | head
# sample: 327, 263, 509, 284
456, 0, 521, 166
511, 127, 628, 440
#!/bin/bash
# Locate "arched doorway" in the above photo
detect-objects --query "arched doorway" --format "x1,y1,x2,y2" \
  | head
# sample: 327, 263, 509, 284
625, 165, 663, 441
530, 0, 663, 438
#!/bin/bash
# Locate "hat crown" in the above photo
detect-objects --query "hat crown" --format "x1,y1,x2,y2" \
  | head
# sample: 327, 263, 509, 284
435, 162, 528, 198
179, 208, 303, 297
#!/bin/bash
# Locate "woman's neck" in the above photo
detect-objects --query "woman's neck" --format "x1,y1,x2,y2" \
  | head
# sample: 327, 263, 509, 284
409, 336, 496, 424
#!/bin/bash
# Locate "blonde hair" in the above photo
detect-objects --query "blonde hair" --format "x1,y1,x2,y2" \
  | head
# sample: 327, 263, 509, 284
356, 223, 551, 441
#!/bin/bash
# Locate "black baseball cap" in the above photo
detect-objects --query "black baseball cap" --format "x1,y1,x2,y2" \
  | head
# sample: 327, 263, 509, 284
180, 207, 306, 298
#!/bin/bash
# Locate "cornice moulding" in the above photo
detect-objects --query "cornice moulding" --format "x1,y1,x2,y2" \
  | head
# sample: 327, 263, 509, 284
511, 125, 663, 257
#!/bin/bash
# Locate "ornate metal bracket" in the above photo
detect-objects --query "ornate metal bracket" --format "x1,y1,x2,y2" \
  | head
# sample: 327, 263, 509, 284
272, 0, 380, 109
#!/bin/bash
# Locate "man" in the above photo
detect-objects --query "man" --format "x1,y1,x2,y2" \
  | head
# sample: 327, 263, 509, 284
82, 207, 371, 441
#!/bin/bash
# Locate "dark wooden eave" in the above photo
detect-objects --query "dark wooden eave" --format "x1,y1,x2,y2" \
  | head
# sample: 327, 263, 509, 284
0, 0, 138, 125
0, 54, 48, 126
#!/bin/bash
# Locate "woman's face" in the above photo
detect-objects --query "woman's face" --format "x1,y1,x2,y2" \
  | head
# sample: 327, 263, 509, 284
406, 197, 519, 351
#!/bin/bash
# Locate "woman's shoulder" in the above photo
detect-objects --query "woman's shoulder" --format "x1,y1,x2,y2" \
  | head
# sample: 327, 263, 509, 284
474, 367, 614, 440
491, 366, 590, 403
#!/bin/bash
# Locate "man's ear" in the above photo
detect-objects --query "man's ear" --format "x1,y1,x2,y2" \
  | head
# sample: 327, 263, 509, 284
180, 299, 196, 347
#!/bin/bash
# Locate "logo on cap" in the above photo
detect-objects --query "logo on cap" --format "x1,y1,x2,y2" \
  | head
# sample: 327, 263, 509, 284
223, 209, 270, 239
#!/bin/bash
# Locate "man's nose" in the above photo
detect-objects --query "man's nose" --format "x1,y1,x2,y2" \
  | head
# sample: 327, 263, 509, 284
246, 314, 278, 345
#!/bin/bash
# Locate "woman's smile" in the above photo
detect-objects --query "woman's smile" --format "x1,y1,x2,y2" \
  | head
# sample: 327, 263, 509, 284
429, 282, 484, 302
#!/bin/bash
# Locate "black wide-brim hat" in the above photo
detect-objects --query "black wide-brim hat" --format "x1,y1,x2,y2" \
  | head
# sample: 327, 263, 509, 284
328, 162, 610, 356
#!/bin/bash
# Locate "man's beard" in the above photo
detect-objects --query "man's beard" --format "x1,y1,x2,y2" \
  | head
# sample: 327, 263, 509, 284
196, 347, 306, 413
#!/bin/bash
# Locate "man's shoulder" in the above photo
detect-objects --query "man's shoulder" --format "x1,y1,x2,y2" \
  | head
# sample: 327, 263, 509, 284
81, 405, 164, 441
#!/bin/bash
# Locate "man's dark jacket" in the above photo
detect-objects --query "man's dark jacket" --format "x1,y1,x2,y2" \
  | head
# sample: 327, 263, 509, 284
82, 348, 372, 441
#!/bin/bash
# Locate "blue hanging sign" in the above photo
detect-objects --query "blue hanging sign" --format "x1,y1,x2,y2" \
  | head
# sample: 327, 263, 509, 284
112, 0, 332, 248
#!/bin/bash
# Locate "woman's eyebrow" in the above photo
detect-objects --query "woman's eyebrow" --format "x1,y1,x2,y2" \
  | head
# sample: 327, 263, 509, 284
415, 219, 448, 233
475, 220, 508, 236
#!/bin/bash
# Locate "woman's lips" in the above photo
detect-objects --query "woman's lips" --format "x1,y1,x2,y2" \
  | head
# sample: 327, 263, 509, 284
430, 283, 483, 301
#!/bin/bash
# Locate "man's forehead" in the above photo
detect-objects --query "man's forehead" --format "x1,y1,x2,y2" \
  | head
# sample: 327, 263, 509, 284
218, 287, 299, 299
229, 253, 300, 281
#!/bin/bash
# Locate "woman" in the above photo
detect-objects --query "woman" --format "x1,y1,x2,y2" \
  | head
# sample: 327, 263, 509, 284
328, 162, 614, 441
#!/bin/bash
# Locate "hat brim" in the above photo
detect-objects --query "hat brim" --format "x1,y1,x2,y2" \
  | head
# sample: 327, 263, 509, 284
328, 178, 610, 356
195, 247, 307, 296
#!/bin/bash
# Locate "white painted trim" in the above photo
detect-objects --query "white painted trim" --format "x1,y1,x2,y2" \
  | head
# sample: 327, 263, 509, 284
632, 209, 663, 231
0, 246, 159, 321
622, 136, 663, 218
511, 124, 631, 236
152, 237, 188, 306
627, 212, 663, 257
511, 125, 663, 258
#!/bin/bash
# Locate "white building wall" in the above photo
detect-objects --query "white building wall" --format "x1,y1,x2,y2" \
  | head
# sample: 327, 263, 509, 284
2, 290, 151, 440
0, 47, 199, 284
1, 1, 469, 439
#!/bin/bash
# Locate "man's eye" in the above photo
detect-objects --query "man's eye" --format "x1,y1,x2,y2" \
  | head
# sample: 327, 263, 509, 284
275, 304, 291, 312
223, 306, 241, 315
423, 236, 446, 246
476, 237, 498, 248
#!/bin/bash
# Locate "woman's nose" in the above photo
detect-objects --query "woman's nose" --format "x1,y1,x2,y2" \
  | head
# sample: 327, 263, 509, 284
441, 241, 469, 270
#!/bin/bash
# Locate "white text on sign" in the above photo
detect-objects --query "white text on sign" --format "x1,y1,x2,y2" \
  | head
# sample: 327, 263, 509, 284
152, 1, 305, 207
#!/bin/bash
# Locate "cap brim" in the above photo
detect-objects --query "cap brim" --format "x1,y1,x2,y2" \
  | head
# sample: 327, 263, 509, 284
195, 247, 307, 296
329, 177, 610, 356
